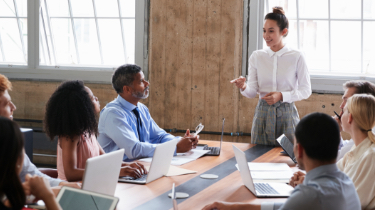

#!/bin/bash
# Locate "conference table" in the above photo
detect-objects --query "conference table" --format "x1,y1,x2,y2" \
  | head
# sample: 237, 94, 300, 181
114, 140, 297, 210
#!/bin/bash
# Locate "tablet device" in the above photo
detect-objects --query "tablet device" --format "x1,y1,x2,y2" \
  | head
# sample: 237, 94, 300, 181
56, 186, 119, 210
276, 134, 297, 164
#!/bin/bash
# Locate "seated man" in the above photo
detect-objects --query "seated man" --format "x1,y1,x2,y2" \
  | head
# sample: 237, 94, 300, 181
203, 112, 361, 210
334, 80, 375, 160
0, 74, 79, 189
98, 64, 198, 160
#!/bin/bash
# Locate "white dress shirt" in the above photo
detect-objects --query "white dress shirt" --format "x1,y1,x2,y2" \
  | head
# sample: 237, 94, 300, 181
337, 137, 375, 210
241, 46, 312, 103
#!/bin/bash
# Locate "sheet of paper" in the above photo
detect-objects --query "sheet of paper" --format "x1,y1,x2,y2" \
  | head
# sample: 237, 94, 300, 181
143, 165, 197, 177
248, 163, 291, 171
235, 163, 292, 171
250, 171, 293, 180
235, 162, 293, 181
139, 149, 209, 166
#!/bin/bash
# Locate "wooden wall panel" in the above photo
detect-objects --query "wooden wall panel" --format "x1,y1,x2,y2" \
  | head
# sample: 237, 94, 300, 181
163, 0, 180, 129
218, 0, 243, 135
148, 0, 167, 128
191, 0, 207, 128
176, 0, 194, 130
204, 0, 221, 132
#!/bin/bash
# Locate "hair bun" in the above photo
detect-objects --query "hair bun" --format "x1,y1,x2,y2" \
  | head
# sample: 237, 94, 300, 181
273, 6, 285, 15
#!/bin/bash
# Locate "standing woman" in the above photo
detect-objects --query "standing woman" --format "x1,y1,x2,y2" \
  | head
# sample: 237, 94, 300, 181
231, 7, 311, 145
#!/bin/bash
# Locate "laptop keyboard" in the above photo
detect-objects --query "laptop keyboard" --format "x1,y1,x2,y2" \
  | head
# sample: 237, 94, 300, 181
203, 145, 220, 155
254, 183, 279, 195
121, 174, 148, 181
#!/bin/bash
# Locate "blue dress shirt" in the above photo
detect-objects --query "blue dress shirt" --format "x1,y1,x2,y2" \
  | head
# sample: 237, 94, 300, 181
262, 164, 361, 210
20, 154, 62, 187
97, 95, 177, 161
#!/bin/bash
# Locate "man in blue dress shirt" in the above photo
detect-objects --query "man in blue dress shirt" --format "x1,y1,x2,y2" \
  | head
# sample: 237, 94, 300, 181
98, 64, 199, 161
202, 112, 361, 210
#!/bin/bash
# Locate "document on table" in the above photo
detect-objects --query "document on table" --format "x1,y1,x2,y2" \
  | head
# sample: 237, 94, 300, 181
139, 149, 209, 166
144, 165, 197, 177
235, 162, 293, 182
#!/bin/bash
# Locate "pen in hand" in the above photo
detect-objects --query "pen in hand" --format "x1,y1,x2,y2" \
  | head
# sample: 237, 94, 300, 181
334, 111, 341, 120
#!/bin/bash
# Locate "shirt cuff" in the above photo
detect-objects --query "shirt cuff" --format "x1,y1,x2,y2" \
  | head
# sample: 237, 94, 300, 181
281, 91, 291, 103
261, 202, 274, 210
49, 178, 63, 187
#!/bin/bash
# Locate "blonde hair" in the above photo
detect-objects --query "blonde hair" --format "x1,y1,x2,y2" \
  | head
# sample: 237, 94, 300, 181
347, 94, 375, 143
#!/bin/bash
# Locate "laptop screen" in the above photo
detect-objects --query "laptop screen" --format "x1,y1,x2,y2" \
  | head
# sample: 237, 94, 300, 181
276, 134, 296, 162
219, 118, 225, 149
57, 187, 118, 210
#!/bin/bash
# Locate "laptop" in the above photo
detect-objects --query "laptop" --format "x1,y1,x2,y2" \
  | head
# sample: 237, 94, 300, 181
82, 149, 124, 196
118, 138, 179, 184
276, 134, 297, 164
171, 183, 178, 210
232, 145, 294, 197
56, 186, 119, 210
197, 118, 225, 156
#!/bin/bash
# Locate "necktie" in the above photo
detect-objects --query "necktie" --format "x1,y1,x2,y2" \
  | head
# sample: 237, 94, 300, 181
132, 107, 144, 142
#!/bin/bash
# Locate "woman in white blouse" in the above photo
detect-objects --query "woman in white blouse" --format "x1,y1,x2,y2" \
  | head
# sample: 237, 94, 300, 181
231, 7, 311, 145
338, 94, 375, 209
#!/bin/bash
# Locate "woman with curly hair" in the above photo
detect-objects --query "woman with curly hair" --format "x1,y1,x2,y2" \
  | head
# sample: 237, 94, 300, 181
0, 117, 61, 210
44, 80, 146, 182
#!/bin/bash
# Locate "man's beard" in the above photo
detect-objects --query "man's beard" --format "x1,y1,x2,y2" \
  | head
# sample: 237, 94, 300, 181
132, 87, 149, 99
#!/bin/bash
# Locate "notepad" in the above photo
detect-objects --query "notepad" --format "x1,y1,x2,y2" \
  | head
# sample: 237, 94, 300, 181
144, 165, 197, 177
139, 149, 209, 166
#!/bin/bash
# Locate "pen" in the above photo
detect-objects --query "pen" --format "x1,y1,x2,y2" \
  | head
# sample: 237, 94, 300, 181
334, 111, 341, 120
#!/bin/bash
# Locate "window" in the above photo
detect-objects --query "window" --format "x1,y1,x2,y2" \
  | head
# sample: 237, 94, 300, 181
0, 0, 149, 82
247, 0, 375, 93
0, 0, 27, 65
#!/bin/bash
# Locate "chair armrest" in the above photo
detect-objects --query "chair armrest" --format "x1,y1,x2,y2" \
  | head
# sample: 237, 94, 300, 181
39, 168, 58, 178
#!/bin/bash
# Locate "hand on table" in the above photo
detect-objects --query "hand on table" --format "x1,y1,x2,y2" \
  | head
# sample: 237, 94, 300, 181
289, 171, 305, 188
177, 129, 199, 153
261, 92, 283, 105
202, 201, 235, 210
59, 181, 82, 189
230, 76, 247, 90
24, 174, 55, 202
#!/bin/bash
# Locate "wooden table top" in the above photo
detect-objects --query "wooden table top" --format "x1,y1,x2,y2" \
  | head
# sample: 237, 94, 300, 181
114, 140, 297, 210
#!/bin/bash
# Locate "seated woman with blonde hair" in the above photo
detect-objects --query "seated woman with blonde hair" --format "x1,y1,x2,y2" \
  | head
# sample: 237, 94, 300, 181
337, 93, 375, 209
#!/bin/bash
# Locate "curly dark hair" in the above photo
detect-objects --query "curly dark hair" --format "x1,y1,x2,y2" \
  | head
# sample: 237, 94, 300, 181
44, 80, 98, 141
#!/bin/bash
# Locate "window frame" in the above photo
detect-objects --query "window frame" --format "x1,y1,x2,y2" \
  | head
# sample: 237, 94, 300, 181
0, 0, 149, 83
245, 0, 375, 93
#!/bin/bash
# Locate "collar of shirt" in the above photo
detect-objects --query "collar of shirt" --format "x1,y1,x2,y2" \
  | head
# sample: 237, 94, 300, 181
347, 137, 372, 159
266, 44, 290, 57
303, 163, 339, 184
116, 95, 138, 111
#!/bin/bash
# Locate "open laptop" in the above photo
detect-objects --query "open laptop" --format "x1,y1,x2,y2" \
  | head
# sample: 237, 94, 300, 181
276, 134, 297, 164
118, 138, 179, 184
82, 149, 124, 196
197, 118, 225, 156
56, 186, 119, 210
232, 145, 294, 197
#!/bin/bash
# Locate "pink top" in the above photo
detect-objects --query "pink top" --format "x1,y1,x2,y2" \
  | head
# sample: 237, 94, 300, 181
57, 133, 101, 181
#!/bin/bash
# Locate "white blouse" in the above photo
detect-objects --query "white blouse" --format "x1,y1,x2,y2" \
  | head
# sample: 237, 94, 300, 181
337, 137, 375, 210
240, 45, 312, 103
